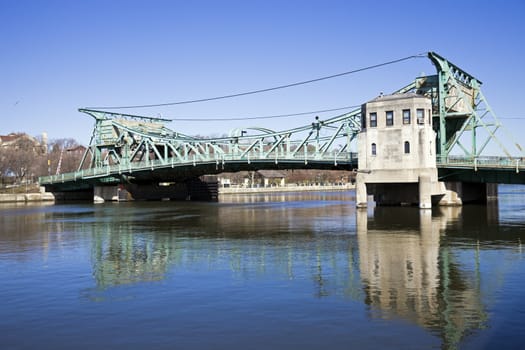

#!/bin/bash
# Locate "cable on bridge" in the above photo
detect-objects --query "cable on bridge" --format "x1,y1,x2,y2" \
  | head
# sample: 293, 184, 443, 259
167, 105, 361, 121
85, 53, 427, 110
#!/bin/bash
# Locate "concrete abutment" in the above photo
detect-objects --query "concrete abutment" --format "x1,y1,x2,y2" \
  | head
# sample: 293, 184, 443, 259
438, 182, 497, 206
355, 177, 498, 209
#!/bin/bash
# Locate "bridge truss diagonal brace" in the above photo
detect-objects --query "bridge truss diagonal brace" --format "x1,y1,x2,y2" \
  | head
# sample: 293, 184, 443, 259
428, 51, 523, 159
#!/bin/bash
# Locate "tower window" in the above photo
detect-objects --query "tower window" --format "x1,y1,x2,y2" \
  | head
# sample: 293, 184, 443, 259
370, 112, 377, 127
371, 143, 377, 156
386, 111, 394, 126
403, 109, 411, 124
417, 109, 425, 124
404, 141, 410, 154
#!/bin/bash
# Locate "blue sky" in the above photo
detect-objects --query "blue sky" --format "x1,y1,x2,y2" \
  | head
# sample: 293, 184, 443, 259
1, 0, 524, 154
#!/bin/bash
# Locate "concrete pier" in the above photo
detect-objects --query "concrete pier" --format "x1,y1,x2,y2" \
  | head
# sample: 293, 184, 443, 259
418, 173, 432, 209
355, 174, 368, 208
438, 182, 498, 206
93, 185, 128, 203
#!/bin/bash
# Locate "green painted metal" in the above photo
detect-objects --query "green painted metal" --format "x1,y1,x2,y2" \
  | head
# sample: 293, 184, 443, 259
39, 52, 525, 190
421, 52, 523, 160
40, 107, 360, 188
437, 156, 525, 184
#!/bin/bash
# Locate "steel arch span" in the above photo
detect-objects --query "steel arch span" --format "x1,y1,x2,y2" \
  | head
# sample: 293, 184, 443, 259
39, 52, 524, 192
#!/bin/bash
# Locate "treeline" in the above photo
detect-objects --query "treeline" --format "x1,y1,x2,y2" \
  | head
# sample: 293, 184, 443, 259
0, 135, 85, 185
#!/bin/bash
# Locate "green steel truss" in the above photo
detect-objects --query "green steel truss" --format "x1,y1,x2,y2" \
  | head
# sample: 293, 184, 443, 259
80, 108, 359, 168
38, 108, 361, 186
415, 52, 523, 160
40, 52, 524, 188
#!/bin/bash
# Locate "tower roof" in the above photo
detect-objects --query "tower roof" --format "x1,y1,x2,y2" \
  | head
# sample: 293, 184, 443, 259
368, 92, 426, 103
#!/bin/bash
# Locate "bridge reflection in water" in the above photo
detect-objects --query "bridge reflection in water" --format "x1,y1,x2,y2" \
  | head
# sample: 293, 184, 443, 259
80, 195, 523, 348
89, 192, 360, 298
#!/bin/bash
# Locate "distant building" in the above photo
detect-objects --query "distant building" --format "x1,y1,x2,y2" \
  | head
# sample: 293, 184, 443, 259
67, 145, 87, 155
0, 132, 47, 155
255, 170, 286, 187
219, 169, 352, 188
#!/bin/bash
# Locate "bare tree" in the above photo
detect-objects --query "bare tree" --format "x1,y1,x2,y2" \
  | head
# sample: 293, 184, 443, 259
47, 138, 83, 174
0, 134, 86, 186
0, 135, 41, 182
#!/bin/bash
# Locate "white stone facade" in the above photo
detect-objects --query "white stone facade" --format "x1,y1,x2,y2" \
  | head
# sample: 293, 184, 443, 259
356, 93, 443, 208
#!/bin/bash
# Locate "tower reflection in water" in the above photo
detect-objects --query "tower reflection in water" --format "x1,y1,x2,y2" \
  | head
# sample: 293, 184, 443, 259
357, 205, 491, 349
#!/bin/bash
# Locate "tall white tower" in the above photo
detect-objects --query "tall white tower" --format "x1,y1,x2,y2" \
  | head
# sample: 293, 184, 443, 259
356, 93, 442, 208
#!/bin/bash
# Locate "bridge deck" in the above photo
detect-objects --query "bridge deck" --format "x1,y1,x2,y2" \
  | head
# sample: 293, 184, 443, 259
438, 156, 525, 171
436, 157, 525, 185
40, 153, 525, 193
40, 153, 358, 191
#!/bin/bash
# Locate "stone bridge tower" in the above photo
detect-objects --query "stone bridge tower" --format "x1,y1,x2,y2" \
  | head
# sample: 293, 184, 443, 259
356, 93, 444, 209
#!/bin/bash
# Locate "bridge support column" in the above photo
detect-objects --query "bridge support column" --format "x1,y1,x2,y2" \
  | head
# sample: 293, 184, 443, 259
418, 173, 432, 209
438, 182, 463, 206
486, 183, 498, 201
94, 185, 128, 203
438, 182, 497, 206
356, 173, 368, 208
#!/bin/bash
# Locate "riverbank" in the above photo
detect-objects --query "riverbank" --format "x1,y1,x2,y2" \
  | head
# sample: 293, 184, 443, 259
0, 192, 55, 203
219, 183, 354, 194
0, 184, 354, 203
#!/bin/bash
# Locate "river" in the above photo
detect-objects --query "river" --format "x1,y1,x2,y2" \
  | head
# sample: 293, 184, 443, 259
0, 186, 524, 349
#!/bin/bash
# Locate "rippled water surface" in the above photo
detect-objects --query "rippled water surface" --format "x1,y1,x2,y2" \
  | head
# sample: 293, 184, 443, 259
1, 187, 524, 349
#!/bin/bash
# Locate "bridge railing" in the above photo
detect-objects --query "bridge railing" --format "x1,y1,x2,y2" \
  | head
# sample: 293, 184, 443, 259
39, 151, 357, 185
437, 155, 525, 169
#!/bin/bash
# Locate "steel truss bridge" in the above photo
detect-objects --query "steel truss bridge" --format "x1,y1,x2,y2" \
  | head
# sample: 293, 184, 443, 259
40, 52, 525, 192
